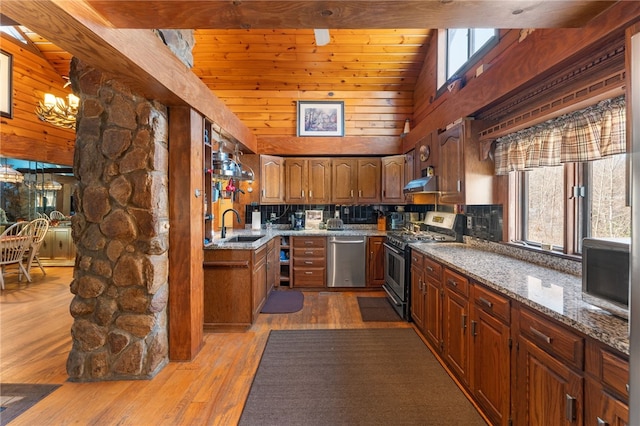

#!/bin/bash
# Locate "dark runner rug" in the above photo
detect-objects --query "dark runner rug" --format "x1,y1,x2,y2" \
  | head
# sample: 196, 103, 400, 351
239, 328, 487, 426
261, 290, 304, 314
0, 383, 60, 425
357, 296, 401, 322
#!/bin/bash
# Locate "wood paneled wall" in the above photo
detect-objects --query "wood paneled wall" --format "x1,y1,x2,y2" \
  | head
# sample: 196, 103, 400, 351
0, 35, 75, 166
404, 1, 640, 152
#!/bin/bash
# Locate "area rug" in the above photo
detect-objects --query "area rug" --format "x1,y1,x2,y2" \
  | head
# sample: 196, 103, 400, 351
0, 383, 60, 425
239, 328, 487, 426
357, 296, 401, 322
260, 290, 304, 314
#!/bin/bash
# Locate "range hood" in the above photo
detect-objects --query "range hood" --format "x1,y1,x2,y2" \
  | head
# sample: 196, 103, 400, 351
403, 175, 438, 194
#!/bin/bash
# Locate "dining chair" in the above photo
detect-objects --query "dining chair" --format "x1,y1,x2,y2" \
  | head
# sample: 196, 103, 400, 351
0, 223, 35, 289
24, 218, 50, 277
0, 221, 29, 238
49, 210, 66, 221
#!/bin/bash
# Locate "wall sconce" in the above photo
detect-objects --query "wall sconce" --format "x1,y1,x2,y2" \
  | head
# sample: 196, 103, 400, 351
400, 118, 411, 137
35, 92, 79, 129
0, 164, 24, 183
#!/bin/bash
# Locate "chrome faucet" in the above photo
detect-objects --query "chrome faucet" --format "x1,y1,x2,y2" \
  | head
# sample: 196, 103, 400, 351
221, 208, 241, 239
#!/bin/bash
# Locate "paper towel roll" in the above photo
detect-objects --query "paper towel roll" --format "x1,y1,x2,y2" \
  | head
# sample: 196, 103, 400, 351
251, 211, 261, 230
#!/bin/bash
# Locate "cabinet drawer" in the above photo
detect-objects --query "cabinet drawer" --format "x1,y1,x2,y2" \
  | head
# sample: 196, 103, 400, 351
292, 237, 326, 248
443, 268, 469, 298
293, 268, 325, 287
293, 257, 326, 268
520, 308, 584, 369
601, 350, 629, 399
293, 247, 326, 258
473, 284, 510, 324
410, 250, 423, 268
423, 256, 442, 281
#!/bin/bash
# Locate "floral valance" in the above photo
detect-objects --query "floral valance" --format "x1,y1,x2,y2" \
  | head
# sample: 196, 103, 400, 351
494, 96, 626, 175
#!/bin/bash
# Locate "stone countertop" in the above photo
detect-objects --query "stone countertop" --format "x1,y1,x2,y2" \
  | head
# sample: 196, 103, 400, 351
205, 228, 387, 250
409, 242, 629, 355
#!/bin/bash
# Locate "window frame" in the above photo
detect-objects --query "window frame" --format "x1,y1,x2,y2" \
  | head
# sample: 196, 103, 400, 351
437, 28, 499, 96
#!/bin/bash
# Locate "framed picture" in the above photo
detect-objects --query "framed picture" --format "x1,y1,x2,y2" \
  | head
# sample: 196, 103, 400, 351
1, 50, 12, 118
297, 100, 344, 137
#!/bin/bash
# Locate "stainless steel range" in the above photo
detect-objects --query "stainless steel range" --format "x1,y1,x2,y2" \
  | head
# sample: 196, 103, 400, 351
383, 211, 463, 320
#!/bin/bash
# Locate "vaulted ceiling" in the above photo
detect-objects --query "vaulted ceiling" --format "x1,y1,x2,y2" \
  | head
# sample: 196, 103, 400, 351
1, 1, 618, 144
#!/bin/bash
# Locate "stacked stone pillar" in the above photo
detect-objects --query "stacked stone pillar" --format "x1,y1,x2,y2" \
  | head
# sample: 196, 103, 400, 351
66, 58, 170, 380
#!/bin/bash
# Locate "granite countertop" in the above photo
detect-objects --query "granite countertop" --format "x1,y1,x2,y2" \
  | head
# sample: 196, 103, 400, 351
205, 228, 387, 250
409, 242, 629, 355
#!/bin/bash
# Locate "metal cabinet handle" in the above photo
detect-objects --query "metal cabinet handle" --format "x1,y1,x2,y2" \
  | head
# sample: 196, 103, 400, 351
461, 314, 467, 330
304, 261, 313, 264
426, 266, 434, 272
309, 190, 312, 198
305, 251, 313, 254
359, 190, 362, 197
304, 271, 313, 275
448, 279, 458, 287
471, 320, 477, 337
304, 241, 313, 245
350, 190, 354, 197
478, 296, 493, 309
457, 180, 462, 192
301, 190, 304, 198
565, 394, 576, 421
530, 326, 552, 344
596, 417, 609, 426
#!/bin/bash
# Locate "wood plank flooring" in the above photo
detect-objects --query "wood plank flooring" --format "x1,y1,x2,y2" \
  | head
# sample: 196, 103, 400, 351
1, 269, 412, 425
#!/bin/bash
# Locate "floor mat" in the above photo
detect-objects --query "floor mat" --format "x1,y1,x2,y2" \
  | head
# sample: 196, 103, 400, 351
261, 290, 304, 314
0, 383, 60, 425
357, 296, 401, 322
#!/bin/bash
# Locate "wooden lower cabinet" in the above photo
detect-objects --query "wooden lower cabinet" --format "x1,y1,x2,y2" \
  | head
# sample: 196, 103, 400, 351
585, 378, 629, 426
366, 236, 385, 287
515, 335, 583, 425
203, 245, 271, 330
423, 256, 443, 352
470, 294, 511, 426
410, 251, 425, 330
443, 268, 470, 386
291, 236, 326, 288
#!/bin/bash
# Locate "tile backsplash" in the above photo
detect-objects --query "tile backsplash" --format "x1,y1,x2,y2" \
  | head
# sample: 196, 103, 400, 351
465, 204, 503, 242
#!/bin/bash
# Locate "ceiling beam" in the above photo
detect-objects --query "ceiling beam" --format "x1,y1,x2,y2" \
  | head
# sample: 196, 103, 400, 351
2, 0, 257, 153
85, 1, 615, 29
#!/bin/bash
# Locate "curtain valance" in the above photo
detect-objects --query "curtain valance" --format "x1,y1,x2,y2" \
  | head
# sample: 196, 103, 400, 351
494, 96, 626, 175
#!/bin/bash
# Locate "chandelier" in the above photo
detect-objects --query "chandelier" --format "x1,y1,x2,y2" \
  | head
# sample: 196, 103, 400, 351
35, 178, 62, 191
35, 92, 79, 129
0, 165, 24, 183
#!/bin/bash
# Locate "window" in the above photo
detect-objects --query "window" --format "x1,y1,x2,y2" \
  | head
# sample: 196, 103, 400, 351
438, 28, 497, 88
519, 155, 630, 254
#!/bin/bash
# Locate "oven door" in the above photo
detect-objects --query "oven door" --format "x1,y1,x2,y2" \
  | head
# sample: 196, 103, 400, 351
383, 242, 406, 302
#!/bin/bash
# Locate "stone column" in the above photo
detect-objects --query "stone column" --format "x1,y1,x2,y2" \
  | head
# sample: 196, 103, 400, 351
66, 58, 170, 381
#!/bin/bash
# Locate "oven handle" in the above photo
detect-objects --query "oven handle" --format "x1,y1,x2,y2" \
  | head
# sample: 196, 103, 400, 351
383, 285, 402, 307
383, 242, 403, 256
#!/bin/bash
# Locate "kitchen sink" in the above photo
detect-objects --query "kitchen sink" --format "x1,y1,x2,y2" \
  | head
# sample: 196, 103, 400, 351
222, 235, 265, 243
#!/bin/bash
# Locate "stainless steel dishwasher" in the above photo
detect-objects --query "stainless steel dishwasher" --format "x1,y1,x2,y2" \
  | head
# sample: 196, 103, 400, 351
327, 236, 366, 287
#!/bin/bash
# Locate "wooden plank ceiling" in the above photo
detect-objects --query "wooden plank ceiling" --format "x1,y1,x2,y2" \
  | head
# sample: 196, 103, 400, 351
2, 0, 617, 149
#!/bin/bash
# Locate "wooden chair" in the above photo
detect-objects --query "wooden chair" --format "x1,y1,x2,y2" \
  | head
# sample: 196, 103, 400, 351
48, 210, 66, 221
0, 224, 35, 289
25, 218, 49, 277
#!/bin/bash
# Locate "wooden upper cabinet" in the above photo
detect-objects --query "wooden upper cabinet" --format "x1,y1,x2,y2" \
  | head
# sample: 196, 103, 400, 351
285, 158, 331, 204
438, 119, 494, 205
260, 155, 284, 204
307, 159, 332, 204
284, 158, 307, 203
381, 154, 406, 204
331, 158, 358, 203
356, 158, 381, 203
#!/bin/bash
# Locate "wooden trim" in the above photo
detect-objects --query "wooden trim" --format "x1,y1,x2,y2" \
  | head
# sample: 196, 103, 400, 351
203, 260, 250, 269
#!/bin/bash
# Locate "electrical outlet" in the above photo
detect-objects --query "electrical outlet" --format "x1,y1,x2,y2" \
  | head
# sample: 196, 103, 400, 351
270, 213, 277, 220
343, 207, 349, 215
466, 216, 473, 228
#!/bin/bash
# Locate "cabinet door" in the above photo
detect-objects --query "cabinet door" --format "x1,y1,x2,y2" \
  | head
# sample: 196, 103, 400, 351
439, 123, 464, 204
366, 236, 385, 287
410, 263, 425, 330
284, 158, 308, 203
404, 150, 415, 204
266, 239, 279, 293
424, 277, 443, 352
39, 230, 54, 259
308, 158, 332, 204
471, 307, 511, 426
51, 228, 71, 259
331, 159, 356, 203
443, 287, 469, 385
515, 337, 583, 426
260, 155, 284, 203
252, 247, 268, 320
381, 155, 405, 203
585, 378, 629, 426
356, 158, 381, 203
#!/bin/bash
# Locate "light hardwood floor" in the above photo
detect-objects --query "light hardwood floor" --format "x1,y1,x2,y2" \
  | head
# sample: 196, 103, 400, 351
1, 268, 412, 425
